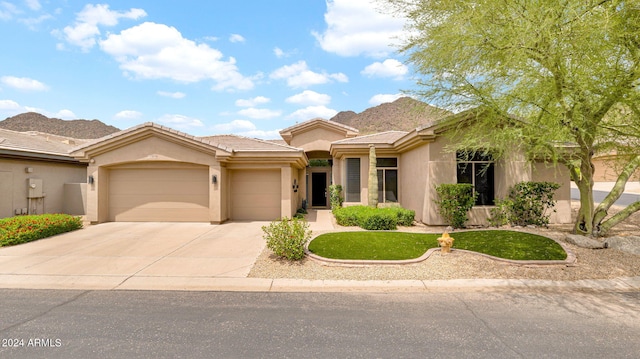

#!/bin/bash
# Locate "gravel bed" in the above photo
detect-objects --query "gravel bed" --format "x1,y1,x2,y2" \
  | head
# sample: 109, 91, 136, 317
248, 213, 640, 281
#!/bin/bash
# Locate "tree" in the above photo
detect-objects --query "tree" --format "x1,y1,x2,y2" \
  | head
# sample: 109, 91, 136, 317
384, 0, 640, 237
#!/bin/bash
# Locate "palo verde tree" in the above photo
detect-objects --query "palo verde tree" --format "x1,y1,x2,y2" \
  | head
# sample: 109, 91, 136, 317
383, 0, 640, 237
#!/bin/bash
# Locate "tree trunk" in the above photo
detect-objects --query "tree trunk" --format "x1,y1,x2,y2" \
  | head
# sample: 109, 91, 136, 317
368, 144, 378, 208
593, 155, 640, 236
573, 150, 596, 235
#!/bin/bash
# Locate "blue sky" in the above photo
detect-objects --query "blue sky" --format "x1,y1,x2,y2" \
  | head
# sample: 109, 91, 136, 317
0, 0, 416, 138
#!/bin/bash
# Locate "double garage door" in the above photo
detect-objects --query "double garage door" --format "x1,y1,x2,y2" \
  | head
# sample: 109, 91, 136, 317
109, 166, 209, 222
108, 166, 281, 222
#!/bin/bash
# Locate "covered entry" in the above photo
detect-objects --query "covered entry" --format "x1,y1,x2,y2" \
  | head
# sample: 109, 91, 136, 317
108, 163, 209, 222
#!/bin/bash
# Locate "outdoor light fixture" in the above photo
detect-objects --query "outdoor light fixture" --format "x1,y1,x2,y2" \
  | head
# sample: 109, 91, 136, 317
212, 175, 217, 184
88, 175, 94, 184
292, 178, 298, 192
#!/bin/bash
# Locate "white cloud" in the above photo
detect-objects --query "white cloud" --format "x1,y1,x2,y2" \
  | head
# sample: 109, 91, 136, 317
368, 93, 404, 106
25, 0, 41, 11
1, 76, 49, 91
274, 47, 285, 58
157, 91, 186, 99
270, 61, 348, 88
210, 119, 281, 139
156, 114, 204, 130
19, 14, 53, 30
0, 2, 20, 21
312, 0, 405, 57
238, 107, 282, 120
229, 33, 245, 43
62, 4, 146, 51
286, 90, 331, 106
287, 105, 338, 121
100, 22, 254, 91
0, 99, 21, 111
211, 119, 256, 133
235, 96, 270, 107
361, 59, 408, 80
115, 110, 143, 119
55, 109, 76, 119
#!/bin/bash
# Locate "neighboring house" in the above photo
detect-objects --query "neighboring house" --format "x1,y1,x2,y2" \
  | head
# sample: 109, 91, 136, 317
0, 129, 88, 218
1, 110, 573, 225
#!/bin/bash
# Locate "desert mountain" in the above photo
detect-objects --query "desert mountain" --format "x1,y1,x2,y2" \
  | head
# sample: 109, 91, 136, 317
330, 97, 451, 134
0, 112, 120, 139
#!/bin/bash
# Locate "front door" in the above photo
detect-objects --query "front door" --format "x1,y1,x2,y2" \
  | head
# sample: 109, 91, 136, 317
311, 172, 327, 207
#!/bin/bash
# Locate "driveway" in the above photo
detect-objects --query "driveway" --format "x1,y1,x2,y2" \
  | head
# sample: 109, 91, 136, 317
0, 222, 267, 290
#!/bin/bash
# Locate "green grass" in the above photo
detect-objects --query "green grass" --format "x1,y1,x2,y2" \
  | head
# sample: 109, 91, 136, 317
307, 230, 567, 261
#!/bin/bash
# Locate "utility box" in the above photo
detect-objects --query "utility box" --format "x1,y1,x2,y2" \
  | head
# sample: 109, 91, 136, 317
27, 178, 43, 198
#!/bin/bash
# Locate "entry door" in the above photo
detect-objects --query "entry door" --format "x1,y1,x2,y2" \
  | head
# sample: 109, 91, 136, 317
311, 172, 327, 207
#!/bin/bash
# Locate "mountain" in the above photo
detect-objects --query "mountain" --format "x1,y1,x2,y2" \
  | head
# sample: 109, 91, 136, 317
0, 112, 120, 139
330, 97, 451, 133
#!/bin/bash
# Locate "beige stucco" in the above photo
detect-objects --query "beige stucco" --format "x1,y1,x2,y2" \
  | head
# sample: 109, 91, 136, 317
0, 158, 86, 218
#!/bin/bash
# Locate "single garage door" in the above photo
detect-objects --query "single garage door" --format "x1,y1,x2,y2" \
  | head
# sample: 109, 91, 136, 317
109, 166, 209, 222
231, 169, 280, 220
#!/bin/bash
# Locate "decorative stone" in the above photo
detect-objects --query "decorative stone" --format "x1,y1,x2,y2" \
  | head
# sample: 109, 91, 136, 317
437, 232, 455, 254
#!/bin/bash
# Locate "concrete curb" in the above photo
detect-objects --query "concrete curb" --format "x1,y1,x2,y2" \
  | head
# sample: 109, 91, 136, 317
2, 274, 638, 293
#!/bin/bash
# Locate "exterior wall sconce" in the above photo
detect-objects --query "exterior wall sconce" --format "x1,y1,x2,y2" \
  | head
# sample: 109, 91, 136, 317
292, 178, 298, 192
212, 175, 217, 184
88, 175, 94, 184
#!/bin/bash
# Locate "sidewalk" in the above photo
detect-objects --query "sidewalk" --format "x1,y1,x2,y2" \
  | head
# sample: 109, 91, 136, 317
0, 209, 638, 293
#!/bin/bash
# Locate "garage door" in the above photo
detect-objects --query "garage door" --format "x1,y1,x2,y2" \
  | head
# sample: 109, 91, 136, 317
109, 166, 209, 222
231, 169, 281, 220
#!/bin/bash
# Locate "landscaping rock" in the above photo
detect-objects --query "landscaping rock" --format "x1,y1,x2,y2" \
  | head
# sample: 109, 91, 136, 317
604, 236, 640, 255
563, 234, 606, 249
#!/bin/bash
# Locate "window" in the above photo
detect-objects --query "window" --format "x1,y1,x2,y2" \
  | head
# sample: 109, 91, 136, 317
377, 158, 398, 203
457, 152, 494, 205
345, 158, 361, 202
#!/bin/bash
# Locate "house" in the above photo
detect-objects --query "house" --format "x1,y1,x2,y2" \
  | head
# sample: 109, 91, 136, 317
0, 129, 87, 218
1, 108, 573, 225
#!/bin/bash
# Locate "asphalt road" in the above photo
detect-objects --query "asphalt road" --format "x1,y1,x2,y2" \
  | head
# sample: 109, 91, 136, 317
1, 289, 639, 358
571, 188, 640, 206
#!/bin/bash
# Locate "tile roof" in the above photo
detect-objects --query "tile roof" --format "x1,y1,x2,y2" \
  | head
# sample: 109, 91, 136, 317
0, 128, 87, 156
279, 118, 359, 134
331, 131, 409, 145
198, 134, 302, 152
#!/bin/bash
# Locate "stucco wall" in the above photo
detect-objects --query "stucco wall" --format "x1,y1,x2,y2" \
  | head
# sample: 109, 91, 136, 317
0, 158, 86, 218
289, 128, 349, 152
399, 144, 429, 221
532, 163, 572, 224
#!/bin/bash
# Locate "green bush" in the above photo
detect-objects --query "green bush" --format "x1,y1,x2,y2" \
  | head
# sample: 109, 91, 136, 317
332, 205, 415, 230
434, 184, 477, 228
0, 214, 83, 247
262, 217, 312, 260
360, 211, 397, 230
329, 184, 343, 212
490, 181, 560, 227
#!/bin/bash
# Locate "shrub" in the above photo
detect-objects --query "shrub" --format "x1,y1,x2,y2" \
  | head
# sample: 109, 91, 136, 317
0, 214, 83, 247
332, 205, 414, 230
434, 184, 477, 228
262, 217, 312, 260
328, 184, 343, 212
360, 211, 396, 230
490, 181, 560, 227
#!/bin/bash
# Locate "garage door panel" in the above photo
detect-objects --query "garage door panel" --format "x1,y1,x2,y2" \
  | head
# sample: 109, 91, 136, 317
231, 170, 280, 221
109, 167, 209, 222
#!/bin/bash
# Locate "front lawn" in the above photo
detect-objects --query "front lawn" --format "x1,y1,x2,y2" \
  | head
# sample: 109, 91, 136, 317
307, 230, 567, 261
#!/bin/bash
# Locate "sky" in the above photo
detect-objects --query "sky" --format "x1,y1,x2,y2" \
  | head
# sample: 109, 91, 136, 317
0, 0, 418, 139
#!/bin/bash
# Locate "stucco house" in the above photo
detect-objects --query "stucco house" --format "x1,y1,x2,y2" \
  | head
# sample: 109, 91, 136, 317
1, 110, 573, 225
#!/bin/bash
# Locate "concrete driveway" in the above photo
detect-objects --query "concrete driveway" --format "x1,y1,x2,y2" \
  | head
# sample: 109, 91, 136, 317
0, 222, 268, 290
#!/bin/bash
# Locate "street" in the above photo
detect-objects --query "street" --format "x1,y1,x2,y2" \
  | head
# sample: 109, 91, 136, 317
1, 289, 639, 358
